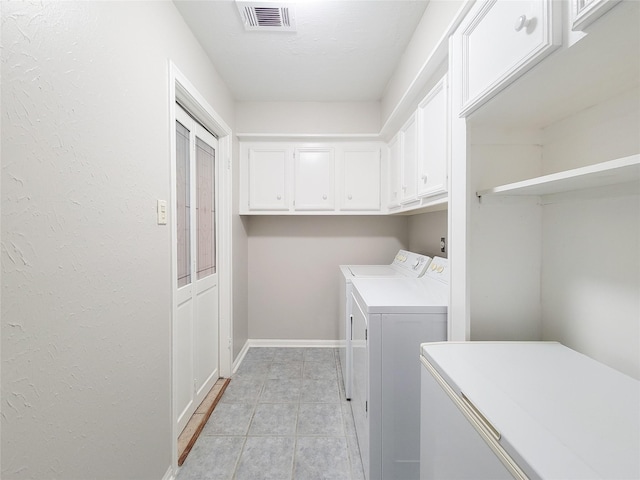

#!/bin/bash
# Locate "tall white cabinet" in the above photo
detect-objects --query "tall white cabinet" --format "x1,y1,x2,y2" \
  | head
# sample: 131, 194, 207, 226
449, 0, 640, 379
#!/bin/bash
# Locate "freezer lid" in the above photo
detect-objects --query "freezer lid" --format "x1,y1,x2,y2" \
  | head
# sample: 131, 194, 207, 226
420, 341, 640, 480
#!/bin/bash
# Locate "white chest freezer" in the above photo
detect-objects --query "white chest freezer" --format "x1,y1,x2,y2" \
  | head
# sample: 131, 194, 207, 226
419, 341, 640, 479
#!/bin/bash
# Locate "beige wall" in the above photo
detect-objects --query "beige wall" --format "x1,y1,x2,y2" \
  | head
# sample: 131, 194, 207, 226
1, 2, 234, 478
408, 210, 448, 259
247, 216, 409, 340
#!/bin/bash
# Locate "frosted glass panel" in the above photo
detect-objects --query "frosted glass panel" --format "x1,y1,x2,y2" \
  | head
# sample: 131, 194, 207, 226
176, 120, 191, 288
196, 137, 216, 280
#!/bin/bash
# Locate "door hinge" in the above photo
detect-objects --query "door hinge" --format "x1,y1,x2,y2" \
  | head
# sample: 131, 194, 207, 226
350, 315, 353, 340
365, 400, 368, 413
365, 328, 368, 341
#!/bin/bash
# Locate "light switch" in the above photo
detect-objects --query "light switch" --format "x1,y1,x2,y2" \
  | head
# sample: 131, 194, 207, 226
157, 199, 167, 225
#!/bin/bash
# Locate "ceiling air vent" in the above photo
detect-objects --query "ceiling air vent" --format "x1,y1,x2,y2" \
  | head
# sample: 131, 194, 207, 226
236, 2, 296, 32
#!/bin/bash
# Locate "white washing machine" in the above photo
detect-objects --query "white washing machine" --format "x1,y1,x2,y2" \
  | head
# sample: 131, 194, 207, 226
339, 250, 431, 400
350, 256, 449, 480
420, 341, 640, 480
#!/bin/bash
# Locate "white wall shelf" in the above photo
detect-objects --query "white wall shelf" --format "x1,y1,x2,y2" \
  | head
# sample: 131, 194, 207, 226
476, 155, 640, 198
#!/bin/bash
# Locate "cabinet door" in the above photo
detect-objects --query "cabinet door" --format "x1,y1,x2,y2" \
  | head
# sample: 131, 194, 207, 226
351, 293, 370, 480
400, 113, 418, 204
388, 135, 401, 208
294, 147, 335, 210
458, 0, 561, 116
248, 147, 289, 210
571, 0, 621, 30
340, 147, 381, 211
417, 75, 448, 198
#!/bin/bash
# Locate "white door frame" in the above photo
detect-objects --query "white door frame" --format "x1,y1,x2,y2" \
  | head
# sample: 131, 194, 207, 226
168, 62, 233, 471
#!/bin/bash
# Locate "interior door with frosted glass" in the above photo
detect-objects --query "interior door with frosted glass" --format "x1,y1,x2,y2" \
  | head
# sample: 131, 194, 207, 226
175, 104, 219, 434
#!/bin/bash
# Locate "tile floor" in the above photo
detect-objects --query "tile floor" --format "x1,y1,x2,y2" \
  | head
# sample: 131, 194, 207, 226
176, 347, 365, 480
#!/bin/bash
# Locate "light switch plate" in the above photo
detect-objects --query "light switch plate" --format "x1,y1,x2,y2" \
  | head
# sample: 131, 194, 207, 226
157, 199, 167, 225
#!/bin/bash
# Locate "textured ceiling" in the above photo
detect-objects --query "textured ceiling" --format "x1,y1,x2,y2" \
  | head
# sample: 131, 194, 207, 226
173, 0, 429, 102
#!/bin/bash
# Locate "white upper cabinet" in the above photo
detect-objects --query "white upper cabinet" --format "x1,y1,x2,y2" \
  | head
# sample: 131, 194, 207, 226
571, 0, 621, 30
400, 113, 419, 204
246, 146, 289, 211
457, 0, 562, 116
386, 73, 450, 213
240, 140, 385, 215
417, 75, 448, 199
294, 147, 335, 211
387, 134, 401, 208
339, 146, 381, 211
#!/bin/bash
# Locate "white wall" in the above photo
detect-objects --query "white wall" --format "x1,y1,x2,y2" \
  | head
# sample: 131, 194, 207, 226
1, 2, 234, 478
247, 216, 409, 340
539, 88, 640, 379
541, 187, 639, 379
380, 0, 464, 126
236, 101, 381, 134
464, 80, 639, 376
233, 192, 250, 358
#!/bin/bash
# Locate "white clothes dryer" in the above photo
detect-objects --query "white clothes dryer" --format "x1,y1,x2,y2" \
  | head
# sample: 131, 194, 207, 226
349, 256, 449, 480
339, 250, 431, 400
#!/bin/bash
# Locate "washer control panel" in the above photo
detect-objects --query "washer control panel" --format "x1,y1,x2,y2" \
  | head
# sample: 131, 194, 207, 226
424, 256, 449, 284
392, 250, 432, 277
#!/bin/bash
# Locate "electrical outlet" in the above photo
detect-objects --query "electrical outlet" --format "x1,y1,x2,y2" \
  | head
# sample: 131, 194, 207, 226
440, 237, 446, 253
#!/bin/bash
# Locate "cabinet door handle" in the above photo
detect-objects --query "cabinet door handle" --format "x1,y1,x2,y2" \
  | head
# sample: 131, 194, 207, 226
322, 194, 327, 200
348, 194, 353, 200
514, 14, 530, 31
277, 194, 282, 200
421, 174, 427, 182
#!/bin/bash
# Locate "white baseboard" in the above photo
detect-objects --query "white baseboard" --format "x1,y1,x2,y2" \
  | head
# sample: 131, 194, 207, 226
232, 339, 251, 374
247, 339, 340, 348
232, 339, 340, 374
162, 465, 175, 480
